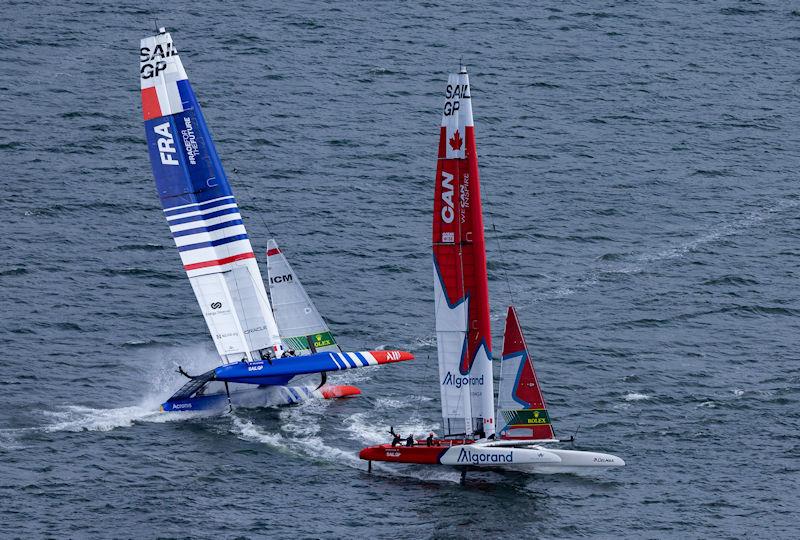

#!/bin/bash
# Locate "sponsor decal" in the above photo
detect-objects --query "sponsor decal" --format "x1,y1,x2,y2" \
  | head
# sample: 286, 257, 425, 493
441, 232, 454, 243
459, 174, 470, 224
442, 372, 484, 389
243, 325, 267, 335
181, 116, 199, 165
247, 363, 264, 371
501, 408, 551, 427
170, 403, 192, 410
153, 122, 179, 166
457, 448, 513, 464
385, 449, 401, 458
140, 41, 177, 79
443, 83, 469, 116
311, 332, 334, 348
270, 274, 293, 284
440, 171, 455, 223
210, 302, 222, 309
593, 456, 615, 463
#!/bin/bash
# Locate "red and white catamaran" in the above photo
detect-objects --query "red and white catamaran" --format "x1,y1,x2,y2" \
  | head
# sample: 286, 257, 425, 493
359, 67, 624, 477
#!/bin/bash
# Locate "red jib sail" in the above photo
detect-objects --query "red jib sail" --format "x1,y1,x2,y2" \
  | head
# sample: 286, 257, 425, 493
433, 67, 495, 437
496, 306, 556, 440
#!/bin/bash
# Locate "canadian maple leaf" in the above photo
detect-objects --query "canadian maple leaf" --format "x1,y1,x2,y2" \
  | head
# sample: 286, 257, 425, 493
449, 129, 463, 151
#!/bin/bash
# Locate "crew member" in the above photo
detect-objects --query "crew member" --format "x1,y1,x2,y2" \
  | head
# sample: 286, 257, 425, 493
426, 432, 435, 447
389, 426, 402, 447
405, 434, 415, 447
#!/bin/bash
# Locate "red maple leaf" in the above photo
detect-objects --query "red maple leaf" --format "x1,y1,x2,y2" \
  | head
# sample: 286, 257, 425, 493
449, 129, 463, 151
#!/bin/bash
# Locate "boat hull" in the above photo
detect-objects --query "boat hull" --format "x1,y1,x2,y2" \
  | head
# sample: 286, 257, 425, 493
359, 440, 561, 467
359, 440, 624, 470
161, 383, 360, 412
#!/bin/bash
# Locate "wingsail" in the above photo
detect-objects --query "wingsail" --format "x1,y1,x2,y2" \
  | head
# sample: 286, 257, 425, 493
266, 239, 341, 355
432, 67, 495, 437
140, 28, 284, 363
496, 306, 556, 441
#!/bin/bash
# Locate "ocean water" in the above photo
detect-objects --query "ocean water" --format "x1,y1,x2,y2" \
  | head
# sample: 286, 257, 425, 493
2, 1, 799, 538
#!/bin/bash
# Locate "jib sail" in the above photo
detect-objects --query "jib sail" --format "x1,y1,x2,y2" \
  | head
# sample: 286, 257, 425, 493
496, 306, 555, 440
266, 239, 341, 355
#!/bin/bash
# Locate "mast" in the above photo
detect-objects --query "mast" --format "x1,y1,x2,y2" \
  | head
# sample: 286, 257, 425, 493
433, 66, 495, 437
140, 28, 284, 362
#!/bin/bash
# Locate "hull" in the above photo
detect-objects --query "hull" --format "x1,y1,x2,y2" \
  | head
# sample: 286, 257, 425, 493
161, 383, 360, 412
359, 440, 624, 471
359, 440, 561, 467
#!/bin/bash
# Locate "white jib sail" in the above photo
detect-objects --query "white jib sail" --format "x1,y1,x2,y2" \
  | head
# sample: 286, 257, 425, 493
266, 239, 341, 355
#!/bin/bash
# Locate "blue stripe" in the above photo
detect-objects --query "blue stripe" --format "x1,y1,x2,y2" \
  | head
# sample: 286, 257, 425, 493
164, 196, 236, 217
341, 354, 355, 369
167, 207, 240, 226
287, 387, 301, 401
354, 352, 369, 367
331, 356, 343, 370
171, 219, 244, 238
176, 234, 249, 253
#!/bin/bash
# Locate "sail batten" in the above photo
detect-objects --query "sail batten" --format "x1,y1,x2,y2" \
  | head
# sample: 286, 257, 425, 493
140, 28, 283, 362
433, 68, 495, 437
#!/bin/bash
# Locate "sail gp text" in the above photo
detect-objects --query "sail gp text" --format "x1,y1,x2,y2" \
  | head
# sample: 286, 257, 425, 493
441, 372, 484, 389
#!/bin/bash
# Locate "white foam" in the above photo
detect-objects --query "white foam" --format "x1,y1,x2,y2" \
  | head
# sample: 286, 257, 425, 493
624, 392, 650, 401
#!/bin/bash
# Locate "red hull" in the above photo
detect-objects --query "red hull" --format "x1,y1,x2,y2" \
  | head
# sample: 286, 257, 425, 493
359, 439, 474, 464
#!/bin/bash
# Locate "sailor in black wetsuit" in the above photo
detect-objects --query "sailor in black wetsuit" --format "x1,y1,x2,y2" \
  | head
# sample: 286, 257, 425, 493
389, 426, 402, 447
426, 432, 435, 447
405, 434, 415, 447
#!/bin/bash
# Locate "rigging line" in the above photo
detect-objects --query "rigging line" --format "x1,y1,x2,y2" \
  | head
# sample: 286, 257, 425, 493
483, 191, 515, 309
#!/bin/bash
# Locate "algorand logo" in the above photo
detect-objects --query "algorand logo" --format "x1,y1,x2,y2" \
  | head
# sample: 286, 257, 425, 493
441, 372, 483, 389
441, 171, 455, 223
457, 448, 513, 464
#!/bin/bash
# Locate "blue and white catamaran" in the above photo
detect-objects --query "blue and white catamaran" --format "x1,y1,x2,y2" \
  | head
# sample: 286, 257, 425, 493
139, 28, 412, 412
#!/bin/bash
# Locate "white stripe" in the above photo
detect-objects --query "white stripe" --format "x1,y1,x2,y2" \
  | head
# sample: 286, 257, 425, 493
177, 240, 254, 266
337, 353, 352, 369
361, 352, 377, 365
166, 203, 239, 223
169, 211, 244, 234
347, 352, 365, 367
164, 195, 235, 213
173, 225, 248, 248
331, 356, 343, 370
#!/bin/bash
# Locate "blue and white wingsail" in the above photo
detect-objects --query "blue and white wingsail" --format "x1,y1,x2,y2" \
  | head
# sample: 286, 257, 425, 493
140, 28, 283, 362
266, 239, 341, 355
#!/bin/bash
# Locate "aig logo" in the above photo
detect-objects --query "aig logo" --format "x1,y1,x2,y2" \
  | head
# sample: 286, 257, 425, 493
270, 274, 293, 284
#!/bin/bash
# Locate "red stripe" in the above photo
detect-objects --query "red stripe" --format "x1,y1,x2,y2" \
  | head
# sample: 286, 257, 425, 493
141, 87, 162, 120
183, 252, 255, 271
266, 247, 281, 256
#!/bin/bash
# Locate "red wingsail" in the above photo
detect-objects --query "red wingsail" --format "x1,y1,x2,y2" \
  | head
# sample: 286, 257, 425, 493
433, 68, 495, 436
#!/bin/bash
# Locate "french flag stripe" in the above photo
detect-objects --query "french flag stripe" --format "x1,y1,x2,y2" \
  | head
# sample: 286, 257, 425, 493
168, 206, 240, 226
177, 234, 249, 253
183, 252, 255, 271
164, 196, 236, 216
354, 352, 370, 366
172, 219, 244, 238
348, 353, 366, 367
339, 353, 354, 368
141, 87, 163, 121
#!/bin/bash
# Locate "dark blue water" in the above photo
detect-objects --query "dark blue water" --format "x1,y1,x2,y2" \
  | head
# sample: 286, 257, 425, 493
2, 1, 799, 537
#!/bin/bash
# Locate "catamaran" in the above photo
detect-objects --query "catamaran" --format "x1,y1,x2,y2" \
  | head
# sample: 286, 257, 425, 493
139, 27, 412, 412
359, 67, 624, 478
